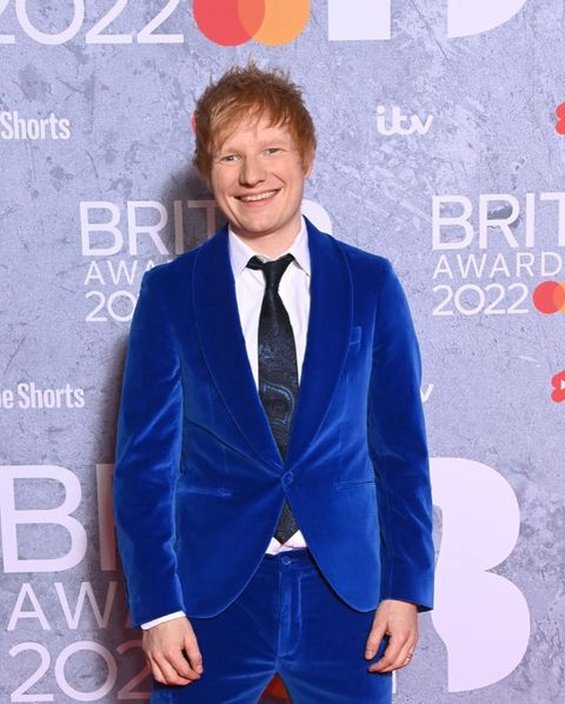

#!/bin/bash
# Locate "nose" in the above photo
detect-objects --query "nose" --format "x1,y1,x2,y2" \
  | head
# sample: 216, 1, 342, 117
240, 155, 266, 186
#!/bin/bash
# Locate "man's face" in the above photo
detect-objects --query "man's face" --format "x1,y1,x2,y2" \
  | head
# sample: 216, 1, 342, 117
209, 113, 312, 251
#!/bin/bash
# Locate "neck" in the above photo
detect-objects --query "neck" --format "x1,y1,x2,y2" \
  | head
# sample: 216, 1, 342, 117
234, 225, 301, 259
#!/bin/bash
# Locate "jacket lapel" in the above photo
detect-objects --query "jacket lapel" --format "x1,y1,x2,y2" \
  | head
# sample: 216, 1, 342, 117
193, 221, 352, 471
193, 228, 281, 469
286, 220, 353, 465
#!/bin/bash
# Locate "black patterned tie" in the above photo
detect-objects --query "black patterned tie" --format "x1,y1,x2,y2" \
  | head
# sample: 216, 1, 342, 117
247, 253, 299, 544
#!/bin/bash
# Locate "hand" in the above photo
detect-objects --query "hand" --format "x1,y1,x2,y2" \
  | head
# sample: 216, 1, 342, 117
364, 599, 418, 673
142, 616, 203, 686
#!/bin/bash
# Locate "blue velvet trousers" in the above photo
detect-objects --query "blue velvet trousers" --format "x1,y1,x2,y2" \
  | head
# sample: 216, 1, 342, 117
151, 550, 392, 703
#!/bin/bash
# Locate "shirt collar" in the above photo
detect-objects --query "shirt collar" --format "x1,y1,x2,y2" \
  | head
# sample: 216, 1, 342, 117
228, 217, 311, 278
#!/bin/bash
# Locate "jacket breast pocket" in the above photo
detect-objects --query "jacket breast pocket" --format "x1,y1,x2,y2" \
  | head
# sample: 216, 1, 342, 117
178, 485, 232, 498
335, 478, 376, 490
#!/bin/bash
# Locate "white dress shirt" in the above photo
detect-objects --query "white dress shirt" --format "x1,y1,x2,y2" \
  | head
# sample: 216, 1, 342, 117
141, 219, 311, 630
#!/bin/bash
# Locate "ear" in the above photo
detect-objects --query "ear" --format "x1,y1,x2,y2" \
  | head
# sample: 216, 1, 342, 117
303, 153, 314, 179
201, 167, 213, 193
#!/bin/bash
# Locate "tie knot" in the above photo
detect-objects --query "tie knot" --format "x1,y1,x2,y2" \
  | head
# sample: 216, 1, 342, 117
247, 253, 294, 291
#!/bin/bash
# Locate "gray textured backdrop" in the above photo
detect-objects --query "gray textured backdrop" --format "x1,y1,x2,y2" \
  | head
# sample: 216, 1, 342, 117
1, 1, 563, 702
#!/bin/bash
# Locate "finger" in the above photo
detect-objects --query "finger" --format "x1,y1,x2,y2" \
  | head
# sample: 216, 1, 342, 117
399, 647, 416, 668
364, 622, 387, 660
147, 649, 200, 685
146, 656, 166, 685
165, 648, 202, 681
368, 636, 402, 673
147, 655, 191, 685
369, 634, 417, 673
184, 631, 204, 674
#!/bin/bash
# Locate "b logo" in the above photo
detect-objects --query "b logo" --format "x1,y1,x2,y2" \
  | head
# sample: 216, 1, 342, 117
193, 0, 310, 46
431, 458, 530, 692
329, 0, 528, 41
447, 0, 528, 38
532, 281, 565, 314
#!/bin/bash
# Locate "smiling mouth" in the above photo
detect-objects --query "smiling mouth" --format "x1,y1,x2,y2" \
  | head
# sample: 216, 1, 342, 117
237, 190, 279, 203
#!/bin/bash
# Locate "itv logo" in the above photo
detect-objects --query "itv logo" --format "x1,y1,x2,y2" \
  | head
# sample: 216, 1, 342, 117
376, 106, 434, 136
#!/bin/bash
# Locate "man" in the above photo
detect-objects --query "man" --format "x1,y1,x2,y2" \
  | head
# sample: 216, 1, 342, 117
114, 65, 434, 703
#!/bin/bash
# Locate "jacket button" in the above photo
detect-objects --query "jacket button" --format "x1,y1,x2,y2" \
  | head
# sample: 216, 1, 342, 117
282, 471, 294, 486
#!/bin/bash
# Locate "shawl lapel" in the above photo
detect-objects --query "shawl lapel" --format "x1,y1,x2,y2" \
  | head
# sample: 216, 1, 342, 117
286, 220, 353, 466
192, 221, 353, 471
193, 228, 281, 469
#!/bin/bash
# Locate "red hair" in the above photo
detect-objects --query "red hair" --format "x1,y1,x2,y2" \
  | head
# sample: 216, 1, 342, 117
194, 64, 316, 178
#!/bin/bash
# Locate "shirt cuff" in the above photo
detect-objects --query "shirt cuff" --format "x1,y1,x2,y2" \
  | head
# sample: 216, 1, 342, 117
140, 611, 186, 630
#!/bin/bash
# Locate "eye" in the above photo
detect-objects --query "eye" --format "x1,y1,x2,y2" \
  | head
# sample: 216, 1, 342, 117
265, 147, 283, 156
220, 154, 240, 163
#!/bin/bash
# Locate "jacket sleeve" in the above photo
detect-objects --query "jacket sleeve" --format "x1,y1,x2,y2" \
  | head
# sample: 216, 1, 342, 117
113, 269, 185, 626
368, 259, 435, 610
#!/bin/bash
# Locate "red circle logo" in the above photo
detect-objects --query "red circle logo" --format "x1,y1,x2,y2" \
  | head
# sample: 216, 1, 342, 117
551, 371, 565, 403
556, 102, 565, 135
532, 281, 565, 314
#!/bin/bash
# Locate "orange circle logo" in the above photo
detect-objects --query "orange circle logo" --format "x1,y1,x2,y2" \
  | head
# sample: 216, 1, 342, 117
532, 281, 565, 314
193, 0, 310, 46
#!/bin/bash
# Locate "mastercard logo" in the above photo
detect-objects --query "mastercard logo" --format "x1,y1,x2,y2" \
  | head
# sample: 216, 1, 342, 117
193, 0, 310, 46
532, 281, 565, 314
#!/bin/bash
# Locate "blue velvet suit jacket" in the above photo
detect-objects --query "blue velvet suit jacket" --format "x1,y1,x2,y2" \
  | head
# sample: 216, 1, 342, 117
114, 219, 434, 626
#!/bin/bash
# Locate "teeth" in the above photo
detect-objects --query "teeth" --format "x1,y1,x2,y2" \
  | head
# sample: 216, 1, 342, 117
240, 191, 277, 202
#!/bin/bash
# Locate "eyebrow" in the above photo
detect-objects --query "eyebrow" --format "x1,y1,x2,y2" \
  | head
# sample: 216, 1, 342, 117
217, 131, 292, 152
